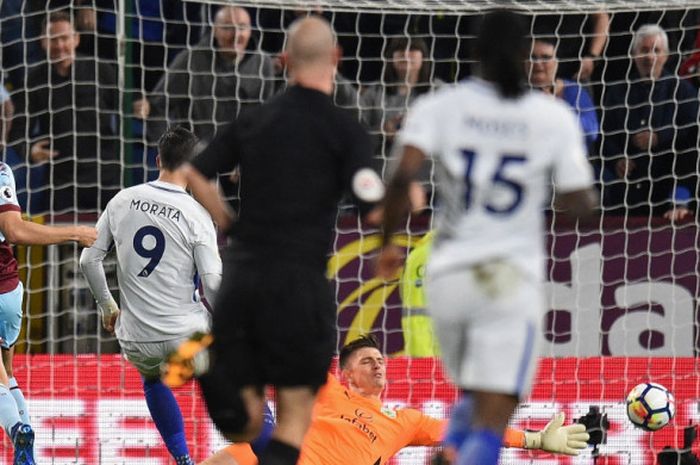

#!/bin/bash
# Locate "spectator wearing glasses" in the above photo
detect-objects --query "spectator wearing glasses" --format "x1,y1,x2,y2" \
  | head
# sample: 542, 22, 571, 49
526, 38, 599, 151
530, 12, 609, 82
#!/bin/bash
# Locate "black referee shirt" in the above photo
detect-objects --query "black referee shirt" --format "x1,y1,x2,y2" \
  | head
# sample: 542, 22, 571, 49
192, 85, 379, 270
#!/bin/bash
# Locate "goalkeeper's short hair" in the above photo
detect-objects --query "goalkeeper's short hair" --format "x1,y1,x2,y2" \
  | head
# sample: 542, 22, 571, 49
339, 334, 380, 369
158, 126, 198, 171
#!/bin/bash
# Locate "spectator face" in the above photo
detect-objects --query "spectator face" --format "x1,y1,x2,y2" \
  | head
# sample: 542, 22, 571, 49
527, 41, 558, 88
341, 347, 386, 394
214, 7, 252, 59
634, 34, 668, 79
42, 19, 80, 71
391, 48, 424, 82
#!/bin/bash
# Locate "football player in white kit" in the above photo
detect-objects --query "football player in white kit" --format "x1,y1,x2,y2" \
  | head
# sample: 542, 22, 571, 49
80, 127, 222, 465
377, 11, 598, 465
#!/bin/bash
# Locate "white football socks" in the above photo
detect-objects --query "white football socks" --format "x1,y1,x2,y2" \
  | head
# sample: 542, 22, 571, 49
8, 378, 29, 424
0, 383, 21, 434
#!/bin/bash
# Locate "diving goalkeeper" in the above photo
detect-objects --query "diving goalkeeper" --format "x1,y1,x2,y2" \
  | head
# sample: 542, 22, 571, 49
165, 335, 589, 465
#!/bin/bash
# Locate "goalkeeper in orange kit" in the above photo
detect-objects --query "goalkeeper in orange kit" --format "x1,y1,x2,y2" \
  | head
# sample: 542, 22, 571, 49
165, 335, 589, 465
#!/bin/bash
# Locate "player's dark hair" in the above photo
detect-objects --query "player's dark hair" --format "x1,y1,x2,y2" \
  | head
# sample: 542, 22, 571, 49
42, 10, 74, 34
384, 37, 432, 96
476, 10, 529, 99
158, 126, 198, 171
339, 334, 380, 369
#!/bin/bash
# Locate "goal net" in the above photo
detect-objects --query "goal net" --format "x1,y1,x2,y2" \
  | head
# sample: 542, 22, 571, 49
2, 0, 700, 463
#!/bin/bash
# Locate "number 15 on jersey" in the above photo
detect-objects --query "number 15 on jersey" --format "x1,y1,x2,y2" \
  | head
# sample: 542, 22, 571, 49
462, 149, 526, 215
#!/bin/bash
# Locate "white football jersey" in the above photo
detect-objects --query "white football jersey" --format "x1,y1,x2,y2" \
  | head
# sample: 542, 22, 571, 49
92, 180, 221, 341
399, 78, 594, 280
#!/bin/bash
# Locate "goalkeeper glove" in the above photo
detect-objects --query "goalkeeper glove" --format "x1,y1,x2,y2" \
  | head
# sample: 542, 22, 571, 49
524, 413, 590, 456
97, 297, 120, 334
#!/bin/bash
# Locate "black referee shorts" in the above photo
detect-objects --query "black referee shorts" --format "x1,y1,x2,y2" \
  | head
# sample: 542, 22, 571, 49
210, 253, 336, 390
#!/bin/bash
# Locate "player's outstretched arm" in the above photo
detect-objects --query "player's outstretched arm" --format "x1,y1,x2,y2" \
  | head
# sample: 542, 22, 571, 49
0, 210, 97, 247
522, 413, 590, 456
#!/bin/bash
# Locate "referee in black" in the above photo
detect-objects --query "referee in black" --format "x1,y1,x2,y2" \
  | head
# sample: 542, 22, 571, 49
185, 15, 384, 465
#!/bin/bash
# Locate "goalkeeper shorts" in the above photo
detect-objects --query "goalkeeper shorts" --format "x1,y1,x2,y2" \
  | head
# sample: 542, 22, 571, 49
0, 282, 23, 349
426, 260, 543, 399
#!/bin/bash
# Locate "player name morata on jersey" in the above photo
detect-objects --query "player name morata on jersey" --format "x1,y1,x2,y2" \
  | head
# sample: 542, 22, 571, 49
88, 180, 221, 342
129, 198, 182, 222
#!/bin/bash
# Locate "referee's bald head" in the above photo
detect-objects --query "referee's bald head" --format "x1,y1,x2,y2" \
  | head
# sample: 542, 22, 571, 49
286, 16, 337, 69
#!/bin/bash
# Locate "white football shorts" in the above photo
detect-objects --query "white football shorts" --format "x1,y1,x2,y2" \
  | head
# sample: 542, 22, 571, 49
425, 260, 543, 399
119, 336, 191, 379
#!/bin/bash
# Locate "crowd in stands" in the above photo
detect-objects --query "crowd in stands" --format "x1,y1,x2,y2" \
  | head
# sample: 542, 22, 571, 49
1, 4, 700, 220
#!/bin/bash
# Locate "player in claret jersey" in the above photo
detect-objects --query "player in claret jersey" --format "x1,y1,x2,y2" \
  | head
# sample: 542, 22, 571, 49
377, 10, 598, 465
0, 162, 96, 465
80, 127, 222, 465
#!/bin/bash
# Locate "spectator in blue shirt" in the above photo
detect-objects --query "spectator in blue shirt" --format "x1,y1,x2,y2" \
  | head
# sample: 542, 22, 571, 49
527, 38, 599, 150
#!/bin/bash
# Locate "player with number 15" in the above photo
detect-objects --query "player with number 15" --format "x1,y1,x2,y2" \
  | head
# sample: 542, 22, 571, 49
377, 11, 598, 465
80, 127, 222, 465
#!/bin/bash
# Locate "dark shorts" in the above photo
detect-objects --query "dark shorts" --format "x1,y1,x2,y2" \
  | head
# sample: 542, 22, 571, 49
210, 254, 336, 390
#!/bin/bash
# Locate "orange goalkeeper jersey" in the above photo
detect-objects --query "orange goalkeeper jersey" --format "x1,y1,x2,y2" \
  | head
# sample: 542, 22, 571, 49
299, 374, 443, 465
226, 374, 525, 465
